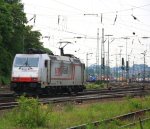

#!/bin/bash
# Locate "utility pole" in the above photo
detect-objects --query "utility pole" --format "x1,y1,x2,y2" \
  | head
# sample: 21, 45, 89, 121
141, 37, 150, 82
118, 46, 123, 82
96, 28, 100, 80
23, 14, 36, 53
101, 28, 105, 81
86, 53, 93, 81
115, 53, 118, 81
105, 34, 113, 87
132, 57, 135, 82
127, 55, 130, 82
133, 56, 135, 82
141, 51, 146, 82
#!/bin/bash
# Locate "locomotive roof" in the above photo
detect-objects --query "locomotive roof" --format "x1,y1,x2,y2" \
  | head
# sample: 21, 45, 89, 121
49, 55, 82, 63
15, 54, 84, 64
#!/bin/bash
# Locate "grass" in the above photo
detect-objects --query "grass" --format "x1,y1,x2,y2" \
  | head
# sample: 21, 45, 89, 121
85, 82, 106, 89
134, 120, 150, 129
0, 96, 150, 129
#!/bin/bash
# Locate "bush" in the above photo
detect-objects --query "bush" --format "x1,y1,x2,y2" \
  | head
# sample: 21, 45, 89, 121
12, 96, 50, 129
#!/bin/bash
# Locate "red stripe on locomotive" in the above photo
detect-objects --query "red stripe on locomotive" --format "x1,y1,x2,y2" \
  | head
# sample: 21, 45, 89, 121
12, 77, 38, 82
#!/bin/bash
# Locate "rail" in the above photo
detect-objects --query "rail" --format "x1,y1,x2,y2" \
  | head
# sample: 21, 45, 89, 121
0, 85, 149, 111
67, 108, 150, 129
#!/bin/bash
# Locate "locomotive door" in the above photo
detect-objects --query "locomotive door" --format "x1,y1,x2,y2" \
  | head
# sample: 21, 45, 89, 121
47, 60, 51, 83
74, 64, 82, 83
44, 60, 51, 83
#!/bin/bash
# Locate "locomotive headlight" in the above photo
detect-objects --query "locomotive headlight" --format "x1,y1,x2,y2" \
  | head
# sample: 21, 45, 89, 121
12, 77, 19, 81
31, 77, 38, 81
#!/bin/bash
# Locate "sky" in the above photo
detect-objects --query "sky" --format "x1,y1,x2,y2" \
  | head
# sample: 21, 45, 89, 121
21, 0, 150, 67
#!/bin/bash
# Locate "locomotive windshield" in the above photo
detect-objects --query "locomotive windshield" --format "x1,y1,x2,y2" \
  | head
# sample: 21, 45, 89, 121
14, 57, 39, 67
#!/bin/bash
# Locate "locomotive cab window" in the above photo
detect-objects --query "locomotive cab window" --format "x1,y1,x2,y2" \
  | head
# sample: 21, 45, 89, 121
14, 57, 39, 67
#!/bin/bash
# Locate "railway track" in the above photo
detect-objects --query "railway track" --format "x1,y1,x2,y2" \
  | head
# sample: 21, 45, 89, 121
0, 85, 149, 110
119, 117, 150, 128
0, 93, 16, 103
67, 108, 150, 129
0, 102, 17, 110
84, 85, 146, 94
0, 84, 148, 98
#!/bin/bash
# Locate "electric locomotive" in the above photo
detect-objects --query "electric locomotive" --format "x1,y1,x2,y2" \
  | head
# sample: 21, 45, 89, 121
10, 48, 86, 95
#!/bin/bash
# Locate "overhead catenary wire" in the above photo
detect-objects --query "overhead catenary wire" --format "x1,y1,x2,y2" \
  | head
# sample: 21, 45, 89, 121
100, 3, 150, 14
50, 0, 88, 13
25, 10, 150, 36
23, 1, 150, 66
24, 2, 150, 15
24, 1, 150, 35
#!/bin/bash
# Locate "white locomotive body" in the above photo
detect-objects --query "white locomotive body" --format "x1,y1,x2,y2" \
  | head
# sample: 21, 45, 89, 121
10, 51, 86, 94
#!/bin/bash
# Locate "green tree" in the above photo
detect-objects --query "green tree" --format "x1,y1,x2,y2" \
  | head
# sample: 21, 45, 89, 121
6, 0, 26, 54
24, 26, 43, 52
0, 0, 52, 84
0, 1, 14, 77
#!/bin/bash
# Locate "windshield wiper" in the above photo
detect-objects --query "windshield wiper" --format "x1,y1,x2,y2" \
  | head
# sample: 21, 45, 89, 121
26, 63, 32, 69
19, 59, 32, 69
